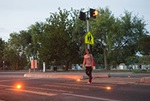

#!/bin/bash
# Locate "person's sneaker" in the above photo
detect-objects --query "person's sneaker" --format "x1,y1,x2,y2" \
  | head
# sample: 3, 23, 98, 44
87, 82, 91, 84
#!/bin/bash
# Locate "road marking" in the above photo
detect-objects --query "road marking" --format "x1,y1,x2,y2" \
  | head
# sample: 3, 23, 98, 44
0, 79, 20, 83
0, 84, 71, 93
63, 93, 120, 101
45, 82, 115, 89
43, 84, 89, 90
8, 89, 57, 96
0, 78, 34, 83
27, 86, 72, 93
0, 84, 13, 88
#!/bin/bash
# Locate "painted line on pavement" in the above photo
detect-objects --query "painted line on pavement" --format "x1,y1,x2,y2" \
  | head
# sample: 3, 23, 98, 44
8, 89, 56, 96
0, 80, 13, 82
63, 93, 120, 101
45, 82, 116, 89
43, 84, 89, 90
0, 84, 72, 94
0, 78, 39, 83
27, 86, 72, 93
0, 84, 13, 88
0, 84, 71, 93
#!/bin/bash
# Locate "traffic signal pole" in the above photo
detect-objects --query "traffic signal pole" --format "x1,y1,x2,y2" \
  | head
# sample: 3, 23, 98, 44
86, 17, 90, 50
79, 8, 98, 50
86, 11, 90, 49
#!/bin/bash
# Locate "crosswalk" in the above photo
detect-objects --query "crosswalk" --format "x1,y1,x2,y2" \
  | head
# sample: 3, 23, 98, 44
0, 78, 120, 101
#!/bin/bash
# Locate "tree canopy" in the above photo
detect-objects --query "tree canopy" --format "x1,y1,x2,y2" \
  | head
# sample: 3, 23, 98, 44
0, 7, 149, 70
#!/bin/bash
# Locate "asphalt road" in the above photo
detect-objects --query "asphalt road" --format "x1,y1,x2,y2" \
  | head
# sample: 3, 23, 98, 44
0, 72, 150, 101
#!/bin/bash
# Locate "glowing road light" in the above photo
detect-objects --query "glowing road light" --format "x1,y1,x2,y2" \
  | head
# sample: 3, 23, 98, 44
106, 86, 111, 90
16, 84, 22, 89
77, 79, 81, 82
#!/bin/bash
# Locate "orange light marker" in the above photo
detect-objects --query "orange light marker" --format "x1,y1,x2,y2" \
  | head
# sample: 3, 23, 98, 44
77, 79, 81, 82
16, 84, 22, 89
106, 86, 111, 90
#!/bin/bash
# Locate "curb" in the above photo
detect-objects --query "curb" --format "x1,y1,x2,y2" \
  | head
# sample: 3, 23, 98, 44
23, 73, 150, 84
24, 73, 83, 80
24, 73, 109, 80
140, 77, 150, 83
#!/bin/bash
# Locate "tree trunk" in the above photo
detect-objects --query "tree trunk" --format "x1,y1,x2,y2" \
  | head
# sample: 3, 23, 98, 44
104, 48, 109, 70
65, 62, 69, 71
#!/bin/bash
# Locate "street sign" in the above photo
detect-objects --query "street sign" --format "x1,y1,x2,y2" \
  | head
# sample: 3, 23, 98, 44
31, 60, 38, 69
85, 31, 94, 44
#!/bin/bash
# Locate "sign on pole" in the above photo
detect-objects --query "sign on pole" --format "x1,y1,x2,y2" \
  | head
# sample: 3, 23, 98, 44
85, 31, 94, 45
31, 60, 38, 69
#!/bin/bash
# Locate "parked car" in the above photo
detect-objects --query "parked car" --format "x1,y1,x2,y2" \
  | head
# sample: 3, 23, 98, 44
145, 65, 150, 70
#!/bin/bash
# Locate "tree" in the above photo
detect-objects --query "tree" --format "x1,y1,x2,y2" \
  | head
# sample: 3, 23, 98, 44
90, 8, 148, 70
27, 22, 44, 60
4, 7, 149, 71
39, 8, 82, 70
3, 32, 28, 70
138, 35, 150, 55
138, 55, 150, 64
90, 8, 118, 70
137, 35, 150, 65
0, 38, 5, 68
112, 11, 148, 65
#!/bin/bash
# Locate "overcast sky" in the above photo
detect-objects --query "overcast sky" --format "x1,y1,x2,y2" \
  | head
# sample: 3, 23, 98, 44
0, 0, 150, 41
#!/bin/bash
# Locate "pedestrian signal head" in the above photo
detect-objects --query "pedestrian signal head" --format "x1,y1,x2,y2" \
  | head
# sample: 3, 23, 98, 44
79, 11, 86, 21
90, 8, 98, 18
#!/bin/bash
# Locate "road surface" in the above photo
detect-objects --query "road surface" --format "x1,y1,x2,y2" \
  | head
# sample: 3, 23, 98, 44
0, 72, 150, 101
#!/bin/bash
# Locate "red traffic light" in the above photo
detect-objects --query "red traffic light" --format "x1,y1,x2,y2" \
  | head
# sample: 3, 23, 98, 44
90, 8, 98, 18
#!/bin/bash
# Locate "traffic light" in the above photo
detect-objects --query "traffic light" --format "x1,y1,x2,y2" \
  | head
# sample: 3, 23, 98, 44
90, 8, 98, 18
79, 11, 86, 21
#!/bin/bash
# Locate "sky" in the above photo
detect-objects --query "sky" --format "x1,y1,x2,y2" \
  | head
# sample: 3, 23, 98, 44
0, 0, 150, 41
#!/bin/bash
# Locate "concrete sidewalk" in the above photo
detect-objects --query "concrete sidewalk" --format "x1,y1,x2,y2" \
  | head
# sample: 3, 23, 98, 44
24, 72, 150, 84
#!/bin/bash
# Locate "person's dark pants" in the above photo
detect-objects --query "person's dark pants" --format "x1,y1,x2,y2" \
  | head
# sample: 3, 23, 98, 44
86, 67, 93, 83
